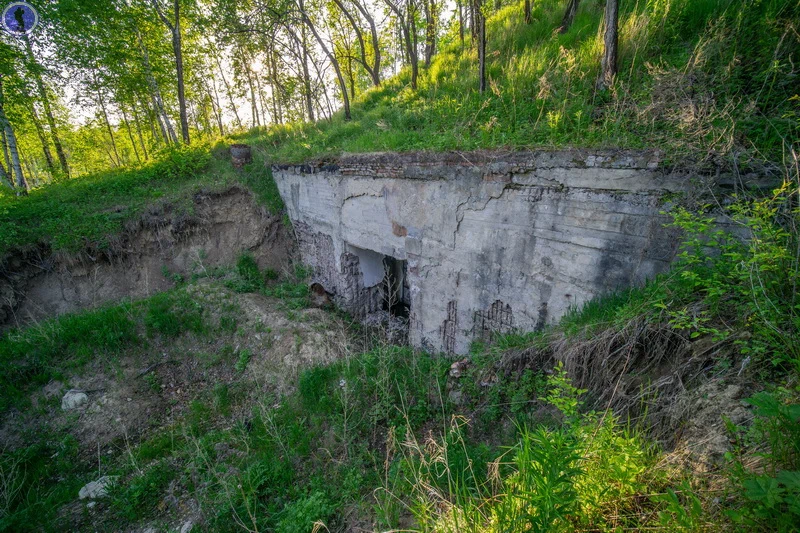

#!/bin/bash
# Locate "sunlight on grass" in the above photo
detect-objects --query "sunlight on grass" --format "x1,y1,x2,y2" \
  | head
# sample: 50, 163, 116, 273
236, 0, 796, 166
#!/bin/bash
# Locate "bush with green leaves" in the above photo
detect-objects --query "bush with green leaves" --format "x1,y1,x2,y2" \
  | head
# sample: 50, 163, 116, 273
276, 491, 334, 533
395, 363, 655, 532
726, 389, 800, 531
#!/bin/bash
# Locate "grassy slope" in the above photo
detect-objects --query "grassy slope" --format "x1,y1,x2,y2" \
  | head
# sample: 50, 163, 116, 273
245, 0, 798, 166
0, 259, 689, 533
0, 143, 285, 258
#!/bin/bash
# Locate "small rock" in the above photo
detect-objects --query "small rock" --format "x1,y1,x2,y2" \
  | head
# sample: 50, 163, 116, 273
448, 389, 464, 405
180, 520, 194, 533
61, 390, 89, 410
86, 501, 96, 509
449, 358, 470, 378
79, 476, 118, 500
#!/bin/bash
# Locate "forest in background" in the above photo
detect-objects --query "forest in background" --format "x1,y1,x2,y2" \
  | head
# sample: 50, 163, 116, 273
2, 0, 464, 186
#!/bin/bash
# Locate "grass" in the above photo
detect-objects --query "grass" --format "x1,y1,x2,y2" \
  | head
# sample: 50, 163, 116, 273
1, 217, 798, 530
242, 0, 799, 167
0, 332, 681, 532
0, 141, 285, 258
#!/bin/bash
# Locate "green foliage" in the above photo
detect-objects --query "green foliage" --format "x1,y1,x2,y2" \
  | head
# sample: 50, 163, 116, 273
744, 390, 800, 470
0, 285, 214, 413
654, 483, 706, 530
500, 427, 582, 532
223, 254, 311, 309
233, 147, 285, 214
276, 491, 334, 533
559, 285, 653, 336
663, 184, 800, 369
0, 303, 138, 411
735, 471, 800, 530
111, 461, 175, 520
542, 362, 587, 422
396, 367, 655, 533
0, 433, 83, 532
561, 178, 800, 375
727, 388, 800, 530
232, 252, 263, 293
234, 349, 252, 373
241, 0, 798, 167
144, 290, 207, 338
0, 146, 213, 256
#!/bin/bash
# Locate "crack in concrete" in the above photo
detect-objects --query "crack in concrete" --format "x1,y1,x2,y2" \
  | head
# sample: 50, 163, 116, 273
452, 184, 514, 248
341, 190, 383, 204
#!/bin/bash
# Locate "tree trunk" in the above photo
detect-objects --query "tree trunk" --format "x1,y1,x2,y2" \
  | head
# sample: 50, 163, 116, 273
559, 0, 579, 33
470, 0, 477, 42
152, 0, 190, 144
1, 129, 11, 174
97, 88, 121, 166
409, 0, 419, 88
458, 0, 465, 46
1, 119, 27, 194
121, 105, 142, 164
384, 0, 419, 90
352, 0, 381, 86
300, 28, 315, 121
332, 0, 380, 87
214, 54, 243, 130
172, 21, 190, 144
298, 0, 351, 120
150, 94, 169, 143
524, 0, 532, 24
22, 152, 37, 183
0, 79, 27, 194
347, 52, 356, 100
308, 50, 334, 119
424, 0, 436, 67
207, 77, 225, 135
139, 30, 178, 144
24, 36, 69, 177
597, 0, 618, 91
241, 51, 261, 127
0, 160, 12, 189
476, 0, 486, 93
131, 101, 149, 160
29, 103, 55, 173
268, 51, 283, 125
254, 72, 270, 126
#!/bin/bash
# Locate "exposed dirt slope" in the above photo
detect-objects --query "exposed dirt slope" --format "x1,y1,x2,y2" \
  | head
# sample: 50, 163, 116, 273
0, 187, 295, 329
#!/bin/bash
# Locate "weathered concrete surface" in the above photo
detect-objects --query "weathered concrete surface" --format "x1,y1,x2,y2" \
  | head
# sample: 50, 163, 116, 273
274, 149, 690, 354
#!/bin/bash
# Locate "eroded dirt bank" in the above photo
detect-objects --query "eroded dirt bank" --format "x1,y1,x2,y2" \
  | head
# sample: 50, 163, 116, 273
0, 187, 295, 329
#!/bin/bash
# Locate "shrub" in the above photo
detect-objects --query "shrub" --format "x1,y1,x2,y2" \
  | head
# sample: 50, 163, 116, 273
276, 491, 334, 533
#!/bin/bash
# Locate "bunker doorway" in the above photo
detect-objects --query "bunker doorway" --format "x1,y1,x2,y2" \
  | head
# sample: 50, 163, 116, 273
382, 256, 410, 319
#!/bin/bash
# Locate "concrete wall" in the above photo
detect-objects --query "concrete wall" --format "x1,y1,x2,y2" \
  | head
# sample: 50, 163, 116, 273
273, 150, 689, 354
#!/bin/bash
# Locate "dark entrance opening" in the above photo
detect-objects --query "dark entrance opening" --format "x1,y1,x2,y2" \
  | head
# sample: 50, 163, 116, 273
382, 256, 410, 319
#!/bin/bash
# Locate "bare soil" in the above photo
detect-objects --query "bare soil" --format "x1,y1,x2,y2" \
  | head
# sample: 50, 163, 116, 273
0, 187, 295, 329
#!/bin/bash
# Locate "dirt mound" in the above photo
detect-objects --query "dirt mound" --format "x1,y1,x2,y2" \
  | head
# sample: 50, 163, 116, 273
0, 282, 351, 454
0, 187, 295, 329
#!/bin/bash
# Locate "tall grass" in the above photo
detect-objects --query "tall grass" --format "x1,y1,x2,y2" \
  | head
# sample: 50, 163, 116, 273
242, 0, 798, 167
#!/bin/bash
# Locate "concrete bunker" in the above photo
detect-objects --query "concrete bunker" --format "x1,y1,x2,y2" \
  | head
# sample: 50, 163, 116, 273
345, 244, 410, 320
275, 150, 691, 354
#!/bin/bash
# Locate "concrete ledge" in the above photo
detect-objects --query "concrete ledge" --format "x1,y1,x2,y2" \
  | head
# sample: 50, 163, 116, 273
272, 149, 700, 193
